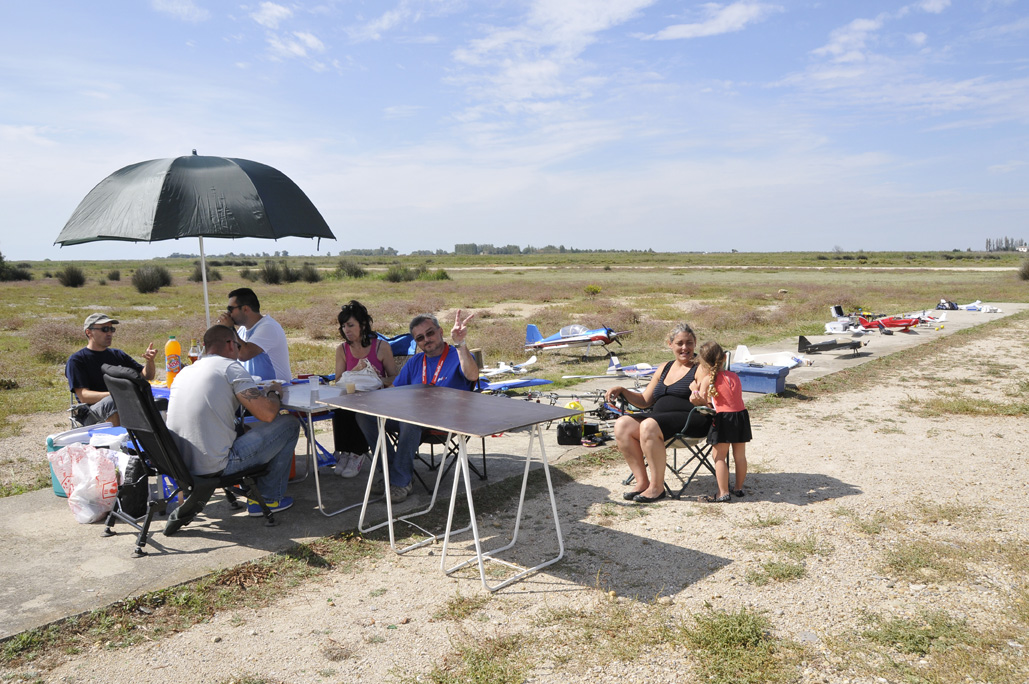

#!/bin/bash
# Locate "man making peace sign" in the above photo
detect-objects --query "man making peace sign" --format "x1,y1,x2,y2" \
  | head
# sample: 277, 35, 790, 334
364, 310, 479, 502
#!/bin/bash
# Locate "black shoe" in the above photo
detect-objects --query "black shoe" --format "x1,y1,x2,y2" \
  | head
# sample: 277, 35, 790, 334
732, 489, 745, 498
699, 493, 731, 503
633, 491, 667, 503
623, 490, 645, 501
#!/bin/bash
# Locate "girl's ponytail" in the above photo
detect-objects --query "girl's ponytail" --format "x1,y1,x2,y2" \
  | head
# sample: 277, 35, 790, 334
697, 341, 726, 400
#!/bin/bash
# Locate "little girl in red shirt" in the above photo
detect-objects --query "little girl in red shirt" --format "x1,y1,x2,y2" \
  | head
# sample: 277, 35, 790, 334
690, 341, 751, 503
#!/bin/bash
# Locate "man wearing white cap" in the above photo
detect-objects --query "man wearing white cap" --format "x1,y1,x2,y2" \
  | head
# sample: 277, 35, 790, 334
66, 313, 156, 426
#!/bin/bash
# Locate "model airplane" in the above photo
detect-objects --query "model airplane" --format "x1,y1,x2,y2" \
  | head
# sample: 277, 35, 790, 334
525, 324, 631, 356
733, 345, 811, 369
480, 356, 537, 378
856, 315, 920, 332
562, 354, 657, 379
798, 335, 867, 355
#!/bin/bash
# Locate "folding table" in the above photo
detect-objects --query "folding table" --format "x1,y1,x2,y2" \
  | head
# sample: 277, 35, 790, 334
322, 385, 579, 591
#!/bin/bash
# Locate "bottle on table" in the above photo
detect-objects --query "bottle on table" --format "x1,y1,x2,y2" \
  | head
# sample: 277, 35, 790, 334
187, 338, 200, 364
165, 336, 182, 386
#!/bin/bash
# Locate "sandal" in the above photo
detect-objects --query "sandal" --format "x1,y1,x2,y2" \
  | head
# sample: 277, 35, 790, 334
698, 493, 731, 503
732, 489, 745, 498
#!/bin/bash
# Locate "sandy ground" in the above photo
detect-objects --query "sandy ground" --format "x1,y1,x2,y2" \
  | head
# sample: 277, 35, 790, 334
4, 318, 1029, 683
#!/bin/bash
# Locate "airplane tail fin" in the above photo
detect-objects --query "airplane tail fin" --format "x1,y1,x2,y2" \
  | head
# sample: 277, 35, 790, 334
525, 324, 542, 346
735, 345, 751, 362
605, 355, 622, 374
798, 336, 810, 353
857, 316, 870, 327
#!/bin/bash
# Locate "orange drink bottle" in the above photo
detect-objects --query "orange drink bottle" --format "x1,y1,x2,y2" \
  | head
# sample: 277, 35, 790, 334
165, 336, 182, 386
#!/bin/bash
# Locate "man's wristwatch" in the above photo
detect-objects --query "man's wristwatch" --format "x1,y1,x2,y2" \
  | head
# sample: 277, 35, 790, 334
267, 389, 282, 400
453, 340, 466, 348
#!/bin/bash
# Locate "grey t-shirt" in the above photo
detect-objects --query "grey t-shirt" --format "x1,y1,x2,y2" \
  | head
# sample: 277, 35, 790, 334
167, 355, 257, 476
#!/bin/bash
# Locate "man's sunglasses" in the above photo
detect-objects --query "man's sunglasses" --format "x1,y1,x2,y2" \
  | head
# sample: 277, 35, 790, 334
413, 328, 439, 343
90, 326, 116, 333
226, 305, 241, 313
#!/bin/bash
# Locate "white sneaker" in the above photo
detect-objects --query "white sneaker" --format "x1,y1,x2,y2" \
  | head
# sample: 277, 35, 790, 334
339, 452, 365, 478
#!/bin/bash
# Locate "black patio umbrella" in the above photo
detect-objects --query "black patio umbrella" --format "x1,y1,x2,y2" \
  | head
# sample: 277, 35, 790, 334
55, 152, 336, 326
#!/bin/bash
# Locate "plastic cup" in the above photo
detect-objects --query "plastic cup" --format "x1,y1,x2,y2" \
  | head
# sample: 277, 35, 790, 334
346, 382, 357, 394
309, 376, 319, 386
310, 389, 320, 403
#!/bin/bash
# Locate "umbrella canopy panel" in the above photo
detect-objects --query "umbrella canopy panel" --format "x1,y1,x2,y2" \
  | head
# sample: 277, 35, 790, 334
55, 155, 334, 245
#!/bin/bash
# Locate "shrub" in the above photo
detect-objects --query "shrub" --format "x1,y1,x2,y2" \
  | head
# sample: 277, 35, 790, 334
384, 265, 416, 283
107, 269, 121, 281
336, 259, 367, 279
279, 261, 302, 283
33, 319, 82, 365
1019, 259, 1029, 281
187, 261, 222, 283
98, 278, 107, 286
299, 264, 321, 283
239, 267, 258, 282
258, 260, 282, 284
132, 265, 172, 293
417, 268, 450, 281
56, 265, 86, 288
584, 284, 602, 298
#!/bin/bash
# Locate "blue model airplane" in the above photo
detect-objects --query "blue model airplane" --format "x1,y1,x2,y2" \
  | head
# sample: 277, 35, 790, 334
525, 324, 631, 356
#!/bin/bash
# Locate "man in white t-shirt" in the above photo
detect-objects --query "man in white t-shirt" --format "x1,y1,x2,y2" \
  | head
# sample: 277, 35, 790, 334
217, 287, 291, 381
167, 325, 300, 519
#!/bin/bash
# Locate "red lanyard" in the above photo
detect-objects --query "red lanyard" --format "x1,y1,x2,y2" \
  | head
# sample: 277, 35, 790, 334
421, 344, 449, 386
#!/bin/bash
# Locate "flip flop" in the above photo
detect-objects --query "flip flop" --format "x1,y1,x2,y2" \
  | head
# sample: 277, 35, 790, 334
698, 493, 731, 503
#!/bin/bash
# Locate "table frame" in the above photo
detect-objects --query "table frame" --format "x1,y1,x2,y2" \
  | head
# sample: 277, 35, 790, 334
322, 386, 579, 591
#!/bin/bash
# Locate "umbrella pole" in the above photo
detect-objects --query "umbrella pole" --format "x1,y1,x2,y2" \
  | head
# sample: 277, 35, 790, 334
199, 237, 211, 328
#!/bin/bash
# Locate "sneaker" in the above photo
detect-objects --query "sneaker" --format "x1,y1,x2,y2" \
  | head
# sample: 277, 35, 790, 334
339, 452, 365, 478
247, 496, 294, 517
389, 482, 414, 503
371, 477, 385, 495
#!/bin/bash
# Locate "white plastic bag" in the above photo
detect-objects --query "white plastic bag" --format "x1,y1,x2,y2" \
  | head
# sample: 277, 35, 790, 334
338, 361, 384, 392
48, 443, 120, 523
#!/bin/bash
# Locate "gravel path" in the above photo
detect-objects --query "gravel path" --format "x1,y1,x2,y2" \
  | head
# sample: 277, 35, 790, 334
4, 319, 1029, 682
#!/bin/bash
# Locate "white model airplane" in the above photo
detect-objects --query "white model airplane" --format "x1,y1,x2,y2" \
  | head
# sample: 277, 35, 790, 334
562, 355, 657, 380
732, 345, 811, 369
480, 356, 537, 378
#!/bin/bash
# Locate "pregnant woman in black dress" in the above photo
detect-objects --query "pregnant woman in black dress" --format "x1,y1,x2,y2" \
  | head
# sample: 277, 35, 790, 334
606, 323, 706, 503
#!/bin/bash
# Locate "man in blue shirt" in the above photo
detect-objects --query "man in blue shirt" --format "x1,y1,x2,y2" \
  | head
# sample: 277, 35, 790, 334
369, 310, 478, 502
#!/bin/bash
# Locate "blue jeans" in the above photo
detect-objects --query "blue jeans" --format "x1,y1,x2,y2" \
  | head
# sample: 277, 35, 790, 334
224, 414, 300, 501
355, 413, 421, 488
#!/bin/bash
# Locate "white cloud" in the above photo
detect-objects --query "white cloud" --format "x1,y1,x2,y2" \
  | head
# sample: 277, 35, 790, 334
988, 160, 1025, 174
811, 16, 885, 63
907, 32, 928, 46
267, 31, 326, 59
346, 0, 464, 42
0, 125, 57, 147
151, 0, 209, 22
918, 0, 950, 14
644, 2, 782, 40
384, 105, 424, 119
251, 2, 292, 29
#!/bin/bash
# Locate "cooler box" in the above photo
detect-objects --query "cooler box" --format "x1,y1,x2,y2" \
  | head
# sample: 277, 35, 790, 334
730, 363, 790, 394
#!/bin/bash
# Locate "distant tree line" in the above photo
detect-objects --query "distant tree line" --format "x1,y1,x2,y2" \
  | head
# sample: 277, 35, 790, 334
985, 237, 1026, 252
454, 243, 655, 255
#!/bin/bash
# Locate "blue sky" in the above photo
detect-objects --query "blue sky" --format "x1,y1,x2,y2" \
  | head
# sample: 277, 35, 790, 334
1, 0, 1027, 260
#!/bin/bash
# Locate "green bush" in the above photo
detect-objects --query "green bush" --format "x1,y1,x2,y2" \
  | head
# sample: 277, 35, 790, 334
279, 261, 302, 283
56, 265, 86, 288
106, 269, 121, 281
336, 259, 366, 279
418, 268, 450, 281
1019, 259, 1029, 281
239, 267, 258, 282
132, 265, 172, 293
258, 260, 283, 284
187, 261, 222, 283
384, 265, 416, 283
299, 264, 321, 283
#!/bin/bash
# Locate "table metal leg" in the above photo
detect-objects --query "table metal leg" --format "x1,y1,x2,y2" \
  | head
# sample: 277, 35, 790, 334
309, 408, 365, 517
441, 425, 565, 591
357, 423, 468, 554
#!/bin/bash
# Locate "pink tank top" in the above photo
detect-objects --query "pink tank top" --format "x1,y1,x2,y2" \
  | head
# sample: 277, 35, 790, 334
711, 370, 745, 412
343, 338, 385, 375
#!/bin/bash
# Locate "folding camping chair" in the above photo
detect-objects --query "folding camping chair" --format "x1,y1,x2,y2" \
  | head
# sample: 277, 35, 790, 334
663, 405, 717, 498
414, 429, 487, 491
621, 405, 717, 499
100, 364, 276, 557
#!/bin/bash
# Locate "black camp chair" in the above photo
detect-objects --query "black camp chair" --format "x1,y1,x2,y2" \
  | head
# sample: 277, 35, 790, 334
100, 364, 275, 557
621, 405, 717, 499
